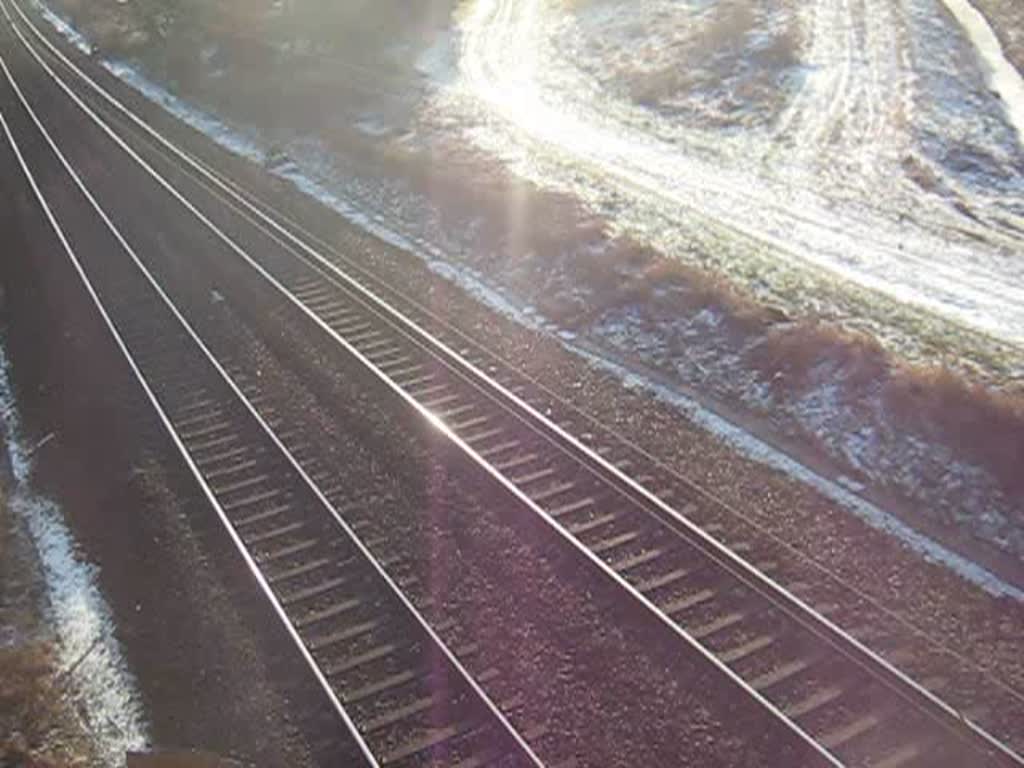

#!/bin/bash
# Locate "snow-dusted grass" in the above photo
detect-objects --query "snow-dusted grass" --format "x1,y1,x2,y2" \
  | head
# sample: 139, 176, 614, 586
448, 0, 1024, 357
0, 341, 148, 763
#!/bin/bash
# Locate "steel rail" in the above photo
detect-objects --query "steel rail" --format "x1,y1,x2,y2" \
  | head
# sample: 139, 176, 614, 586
7, 1, 1024, 765
0, 68, 384, 767
0, 25, 545, 767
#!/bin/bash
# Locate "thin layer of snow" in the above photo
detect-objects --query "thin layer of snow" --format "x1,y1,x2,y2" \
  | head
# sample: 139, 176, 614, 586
100, 60, 266, 165
31, 0, 91, 55
415, 29, 457, 85
940, 0, 1024, 143
448, 0, 1024, 351
0, 340, 149, 762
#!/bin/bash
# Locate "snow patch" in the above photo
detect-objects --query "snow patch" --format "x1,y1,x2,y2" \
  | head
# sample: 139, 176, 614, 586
0, 340, 149, 762
31, 0, 92, 55
100, 60, 266, 164
415, 29, 457, 85
940, 0, 1024, 144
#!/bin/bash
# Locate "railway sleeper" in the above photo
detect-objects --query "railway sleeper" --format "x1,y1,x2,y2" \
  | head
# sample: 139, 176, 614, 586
492, 452, 541, 473
267, 557, 333, 585
280, 576, 351, 607
450, 415, 490, 435
378, 717, 485, 768
588, 530, 641, 556
660, 587, 716, 617
212, 473, 273, 497
257, 538, 318, 565
819, 710, 885, 752
294, 597, 363, 630
870, 742, 928, 768
509, 466, 558, 487
358, 337, 402, 356
204, 457, 260, 481
400, 372, 438, 391
321, 310, 364, 328
747, 651, 820, 691
476, 439, 520, 459
609, 546, 664, 574
716, 634, 770, 663
326, 641, 412, 679
175, 396, 216, 416
179, 420, 235, 442
222, 487, 287, 513
384, 362, 426, 380
240, 519, 302, 546
567, 512, 619, 536
361, 691, 447, 734
331, 320, 375, 337
176, 407, 225, 431
407, 382, 448, 400
422, 392, 461, 410
784, 684, 846, 720
234, 502, 291, 529
189, 432, 240, 454
634, 566, 694, 596
547, 497, 596, 519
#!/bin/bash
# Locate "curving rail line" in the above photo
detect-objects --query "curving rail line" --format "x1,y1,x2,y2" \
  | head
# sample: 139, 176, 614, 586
2, 0, 1023, 765
0, 16, 547, 768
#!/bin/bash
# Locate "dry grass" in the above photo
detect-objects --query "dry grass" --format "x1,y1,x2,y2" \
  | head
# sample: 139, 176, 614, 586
748, 322, 891, 394
746, 318, 1024, 507
884, 365, 1024, 505
0, 644, 69, 768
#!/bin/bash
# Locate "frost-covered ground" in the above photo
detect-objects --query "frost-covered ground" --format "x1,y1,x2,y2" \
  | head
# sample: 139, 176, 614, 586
0, 339, 148, 763
445, 0, 1024, 358
31, 0, 1024, 578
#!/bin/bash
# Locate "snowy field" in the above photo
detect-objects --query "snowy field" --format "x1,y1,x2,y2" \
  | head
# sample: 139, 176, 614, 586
444, 0, 1024, 359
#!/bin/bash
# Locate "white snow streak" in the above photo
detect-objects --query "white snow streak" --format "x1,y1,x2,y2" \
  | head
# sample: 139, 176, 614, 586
0, 342, 149, 762
941, 0, 1024, 143
31, 0, 91, 54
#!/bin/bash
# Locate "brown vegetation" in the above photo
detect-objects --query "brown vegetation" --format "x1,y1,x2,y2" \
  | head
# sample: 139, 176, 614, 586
748, 322, 891, 394
884, 365, 1024, 507
0, 644, 70, 768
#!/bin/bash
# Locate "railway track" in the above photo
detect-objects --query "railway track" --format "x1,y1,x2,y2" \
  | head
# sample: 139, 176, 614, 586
3, 1, 1024, 765
0, 25, 547, 768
